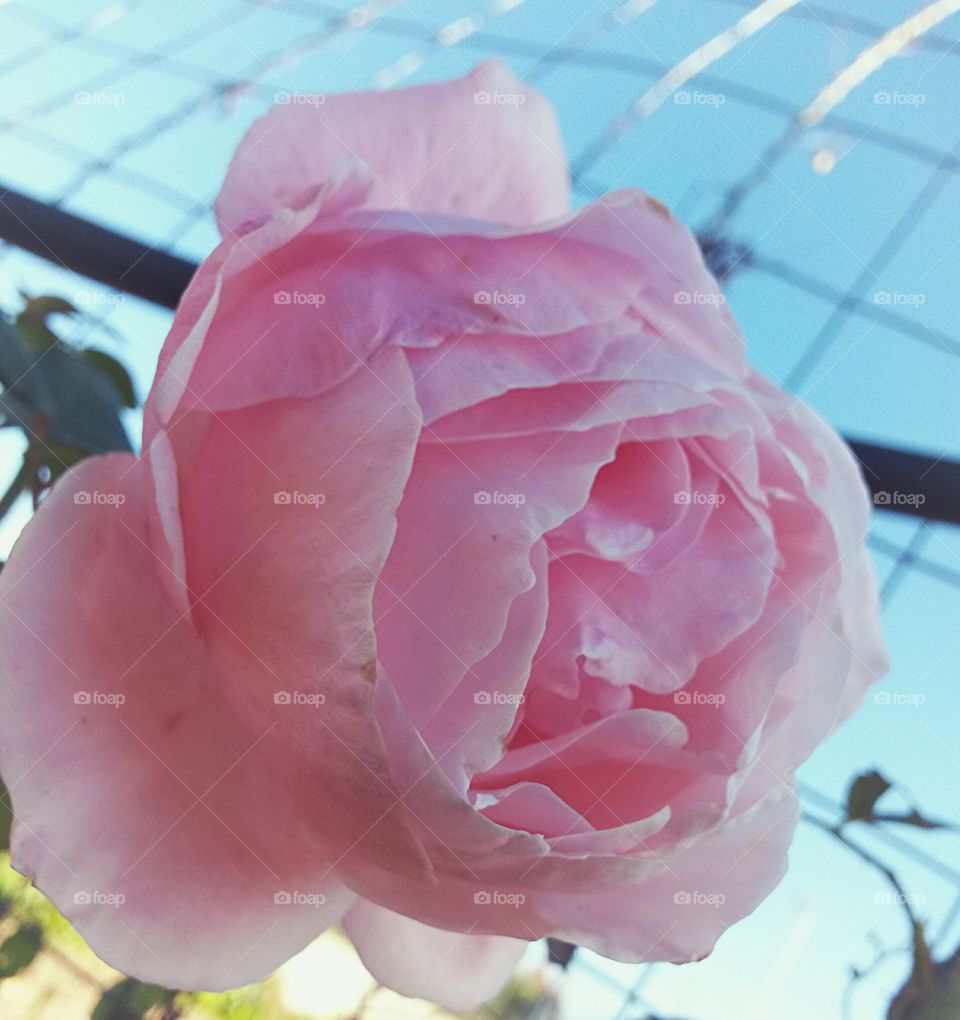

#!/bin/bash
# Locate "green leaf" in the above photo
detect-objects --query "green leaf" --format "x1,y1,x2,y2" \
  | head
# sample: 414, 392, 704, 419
0, 316, 54, 420
0, 315, 131, 456
844, 769, 892, 823
0, 923, 42, 979
0, 776, 10, 853
15, 296, 79, 354
17, 295, 78, 323
93, 978, 178, 1020
82, 349, 137, 408
36, 344, 132, 453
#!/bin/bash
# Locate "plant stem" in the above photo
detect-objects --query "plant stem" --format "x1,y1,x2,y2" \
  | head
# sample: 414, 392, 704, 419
0, 458, 30, 521
802, 810, 919, 933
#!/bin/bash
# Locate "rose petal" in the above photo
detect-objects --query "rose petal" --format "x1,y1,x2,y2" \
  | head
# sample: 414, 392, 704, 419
216, 60, 569, 234
374, 426, 619, 734
344, 900, 526, 1012
0, 455, 353, 990
173, 348, 431, 878
543, 786, 799, 964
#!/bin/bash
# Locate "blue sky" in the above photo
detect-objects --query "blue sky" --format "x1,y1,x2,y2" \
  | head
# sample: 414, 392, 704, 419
0, 2, 958, 1017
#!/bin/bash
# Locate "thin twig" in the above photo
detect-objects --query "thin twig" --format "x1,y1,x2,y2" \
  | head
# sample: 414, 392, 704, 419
802, 810, 919, 932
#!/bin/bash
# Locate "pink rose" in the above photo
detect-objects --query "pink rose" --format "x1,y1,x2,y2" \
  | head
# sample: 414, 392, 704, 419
0, 63, 886, 1010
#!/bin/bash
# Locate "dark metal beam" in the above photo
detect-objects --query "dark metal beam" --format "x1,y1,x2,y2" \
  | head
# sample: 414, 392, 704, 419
0, 184, 196, 311
1, 183, 957, 525
848, 439, 959, 527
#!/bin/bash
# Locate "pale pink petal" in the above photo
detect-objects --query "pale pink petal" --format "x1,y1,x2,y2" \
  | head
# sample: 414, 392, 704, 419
144, 170, 372, 436
0, 455, 352, 991
374, 427, 619, 736
419, 542, 550, 788
216, 61, 569, 233
535, 483, 775, 698
747, 373, 888, 710
172, 348, 431, 878
543, 786, 799, 964
344, 900, 526, 1012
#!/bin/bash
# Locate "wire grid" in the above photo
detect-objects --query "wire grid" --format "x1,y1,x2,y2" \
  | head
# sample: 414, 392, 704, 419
0, 2, 958, 1017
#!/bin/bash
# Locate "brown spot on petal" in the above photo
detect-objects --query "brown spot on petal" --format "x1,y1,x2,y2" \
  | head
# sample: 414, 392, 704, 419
647, 196, 672, 220
361, 660, 378, 683
165, 710, 185, 733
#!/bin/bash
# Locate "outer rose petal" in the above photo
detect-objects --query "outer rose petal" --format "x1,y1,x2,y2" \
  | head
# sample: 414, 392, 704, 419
542, 786, 799, 964
343, 900, 526, 1012
0, 455, 353, 990
216, 60, 570, 233
172, 348, 432, 879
